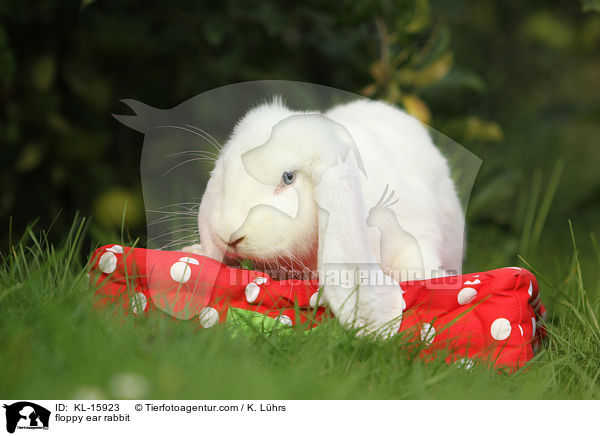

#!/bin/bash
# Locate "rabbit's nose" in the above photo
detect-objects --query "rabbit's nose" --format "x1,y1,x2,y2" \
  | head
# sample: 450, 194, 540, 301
227, 236, 246, 248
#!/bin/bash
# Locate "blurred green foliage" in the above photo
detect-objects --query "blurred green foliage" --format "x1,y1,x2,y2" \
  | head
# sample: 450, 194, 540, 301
0, 0, 599, 273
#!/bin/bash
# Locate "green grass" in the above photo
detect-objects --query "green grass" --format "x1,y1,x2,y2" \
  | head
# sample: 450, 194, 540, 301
1, 216, 599, 400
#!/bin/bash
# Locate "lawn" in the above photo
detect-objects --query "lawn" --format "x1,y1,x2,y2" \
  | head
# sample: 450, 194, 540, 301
1, 0, 598, 402
1, 217, 599, 400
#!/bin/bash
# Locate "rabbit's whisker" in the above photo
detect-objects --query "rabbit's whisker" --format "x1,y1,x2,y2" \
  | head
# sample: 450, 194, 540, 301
159, 157, 216, 178
151, 124, 222, 153
184, 124, 224, 151
165, 150, 219, 160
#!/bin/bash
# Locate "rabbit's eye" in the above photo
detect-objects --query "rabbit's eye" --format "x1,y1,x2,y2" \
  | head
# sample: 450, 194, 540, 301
282, 171, 295, 185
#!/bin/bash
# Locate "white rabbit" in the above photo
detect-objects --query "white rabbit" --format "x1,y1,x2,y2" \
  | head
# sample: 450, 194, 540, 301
186, 98, 464, 336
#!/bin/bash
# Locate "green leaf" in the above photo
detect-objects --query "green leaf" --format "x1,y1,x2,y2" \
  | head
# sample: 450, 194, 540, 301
583, 0, 600, 12
239, 259, 255, 270
428, 67, 486, 93
523, 12, 575, 49
225, 307, 292, 336
31, 54, 56, 91
405, 0, 431, 33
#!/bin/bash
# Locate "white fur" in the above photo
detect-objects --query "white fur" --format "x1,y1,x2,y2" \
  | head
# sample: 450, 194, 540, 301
192, 98, 464, 336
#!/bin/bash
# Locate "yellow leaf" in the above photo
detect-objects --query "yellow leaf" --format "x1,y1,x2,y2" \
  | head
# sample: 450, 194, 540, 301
384, 82, 402, 104
360, 83, 378, 97
401, 94, 431, 124
394, 52, 454, 88
93, 188, 144, 229
464, 117, 504, 142
413, 52, 454, 87
523, 12, 574, 49
369, 60, 391, 85
406, 0, 431, 34
395, 68, 417, 86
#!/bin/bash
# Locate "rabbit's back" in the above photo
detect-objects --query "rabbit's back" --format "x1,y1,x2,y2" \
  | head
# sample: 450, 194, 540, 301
325, 100, 464, 273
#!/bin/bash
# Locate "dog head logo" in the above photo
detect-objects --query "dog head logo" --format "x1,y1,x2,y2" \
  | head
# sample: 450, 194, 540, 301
3, 402, 50, 434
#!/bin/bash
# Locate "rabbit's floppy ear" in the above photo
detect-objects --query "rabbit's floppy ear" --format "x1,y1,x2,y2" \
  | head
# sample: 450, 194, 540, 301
308, 117, 367, 184
241, 114, 366, 186
314, 140, 405, 335
327, 118, 367, 179
314, 147, 373, 266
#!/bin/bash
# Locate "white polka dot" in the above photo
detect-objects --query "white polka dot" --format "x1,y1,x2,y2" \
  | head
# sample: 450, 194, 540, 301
420, 323, 436, 345
463, 279, 481, 285
528, 281, 533, 297
198, 307, 219, 328
254, 277, 267, 285
490, 318, 511, 340
457, 287, 478, 305
531, 317, 537, 339
98, 252, 117, 274
106, 245, 124, 253
131, 293, 147, 315
309, 292, 322, 308
275, 314, 293, 326
455, 358, 474, 370
518, 324, 524, 336
170, 261, 192, 283
178, 256, 200, 265
245, 282, 260, 303
505, 267, 521, 270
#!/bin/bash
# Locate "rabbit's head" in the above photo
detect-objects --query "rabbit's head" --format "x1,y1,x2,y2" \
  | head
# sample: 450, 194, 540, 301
198, 101, 364, 272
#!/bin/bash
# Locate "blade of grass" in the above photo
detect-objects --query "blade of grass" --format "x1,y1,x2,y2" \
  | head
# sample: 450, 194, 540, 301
520, 169, 542, 257
530, 160, 563, 250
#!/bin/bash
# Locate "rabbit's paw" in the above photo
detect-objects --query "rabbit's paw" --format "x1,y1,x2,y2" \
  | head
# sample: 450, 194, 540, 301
180, 243, 203, 255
